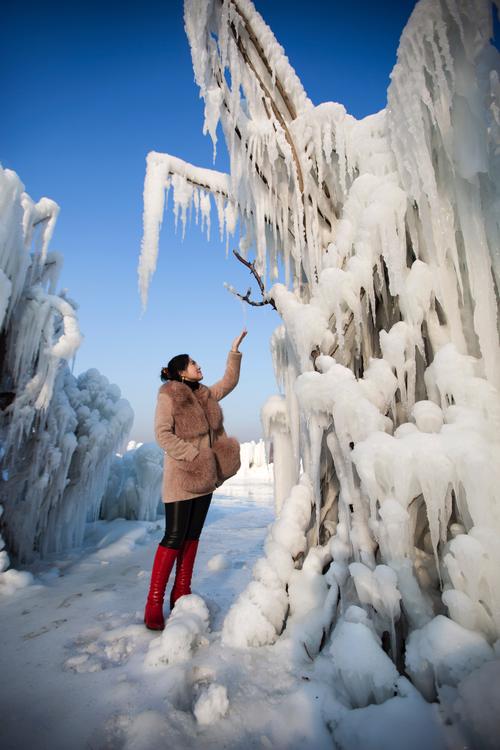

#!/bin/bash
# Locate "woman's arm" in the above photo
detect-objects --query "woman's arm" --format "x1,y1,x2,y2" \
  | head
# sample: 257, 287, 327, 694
208, 350, 242, 401
154, 391, 199, 460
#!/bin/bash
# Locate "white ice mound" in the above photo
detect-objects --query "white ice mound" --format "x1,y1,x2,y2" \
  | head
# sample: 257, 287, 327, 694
144, 594, 209, 668
449, 658, 500, 750
329, 608, 399, 708
405, 614, 494, 700
122, 710, 169, 750
0, 567, 34, 596
411, 400, 443, 433
443, 527, 500, 643
221, 476, 313, 648
207, 553, 229, 571
333, 677, 445, 750
193, 682, 229, 725
221, 580, 287, 649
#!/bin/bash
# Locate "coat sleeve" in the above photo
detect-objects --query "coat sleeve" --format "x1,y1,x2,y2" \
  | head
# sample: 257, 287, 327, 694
208, 350, 242, 402
154, 391, 199, 461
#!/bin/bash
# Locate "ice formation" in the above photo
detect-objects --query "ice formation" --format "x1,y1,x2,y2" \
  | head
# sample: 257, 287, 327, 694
239, 437, 267, 471
144, 593, 210, 668
101, 442, 164, 522
0, 164, 134, 566
140, 0, 500, 730
193, 682, 229, 725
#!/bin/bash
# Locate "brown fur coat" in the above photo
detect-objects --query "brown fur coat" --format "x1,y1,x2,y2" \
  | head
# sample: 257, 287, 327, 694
155, 350, 242, 502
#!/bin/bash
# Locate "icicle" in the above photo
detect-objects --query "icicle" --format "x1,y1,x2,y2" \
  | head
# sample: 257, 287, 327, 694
139, 152, 231, 309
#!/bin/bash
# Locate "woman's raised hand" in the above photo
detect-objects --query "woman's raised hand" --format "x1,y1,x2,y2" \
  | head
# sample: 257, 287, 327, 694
231, 329, 248, 352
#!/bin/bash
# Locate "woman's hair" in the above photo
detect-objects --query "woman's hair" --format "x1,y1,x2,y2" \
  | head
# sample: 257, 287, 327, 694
161, 353, 190, 382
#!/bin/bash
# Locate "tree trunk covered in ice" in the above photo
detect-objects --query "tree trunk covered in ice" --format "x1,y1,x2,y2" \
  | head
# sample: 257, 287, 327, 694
0, 165, 134, 567
140, 0, 500, 705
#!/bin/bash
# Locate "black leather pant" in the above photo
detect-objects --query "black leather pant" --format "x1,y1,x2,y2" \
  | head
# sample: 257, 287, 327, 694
159, 493, 213, 549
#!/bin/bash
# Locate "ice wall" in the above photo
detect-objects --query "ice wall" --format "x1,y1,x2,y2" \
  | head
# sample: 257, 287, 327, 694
140, 0, 500, 724
0, 164, 134, 565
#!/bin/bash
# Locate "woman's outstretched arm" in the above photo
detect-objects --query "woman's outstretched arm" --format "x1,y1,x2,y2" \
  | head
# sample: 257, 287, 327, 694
208, 350, 242, 401
208, 330, 247, 401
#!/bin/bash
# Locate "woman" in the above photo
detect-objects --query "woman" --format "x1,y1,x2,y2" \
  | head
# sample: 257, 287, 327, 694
144, 329, 247, 630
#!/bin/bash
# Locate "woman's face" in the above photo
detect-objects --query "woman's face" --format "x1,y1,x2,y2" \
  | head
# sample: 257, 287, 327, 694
180, 357, 203, 381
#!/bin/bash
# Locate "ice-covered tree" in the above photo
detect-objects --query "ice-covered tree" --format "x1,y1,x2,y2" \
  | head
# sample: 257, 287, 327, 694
0, 164, 134, 568
139, 0, 500, 712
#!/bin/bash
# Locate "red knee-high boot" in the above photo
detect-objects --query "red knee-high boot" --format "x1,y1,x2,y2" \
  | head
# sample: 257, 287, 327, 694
144, 544, 179, 630
170, 539, 199, 610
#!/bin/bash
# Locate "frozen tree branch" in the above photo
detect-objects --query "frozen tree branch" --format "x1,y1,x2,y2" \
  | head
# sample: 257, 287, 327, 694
226, 249, 277, 310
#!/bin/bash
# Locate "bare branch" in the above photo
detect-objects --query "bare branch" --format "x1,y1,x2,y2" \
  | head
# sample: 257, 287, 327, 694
311, 346, 321, 371
228, 249, 277, 310
229, 0, 298, 122
227, 19, 306, 198
303, 642, 314, 661
229, 1, 339, 226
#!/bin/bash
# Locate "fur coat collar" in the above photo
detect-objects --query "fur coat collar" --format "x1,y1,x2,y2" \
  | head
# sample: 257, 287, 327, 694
162, 380, 223, 439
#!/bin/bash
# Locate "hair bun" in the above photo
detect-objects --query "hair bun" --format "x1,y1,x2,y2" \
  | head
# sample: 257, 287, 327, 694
160, 366, 170, 382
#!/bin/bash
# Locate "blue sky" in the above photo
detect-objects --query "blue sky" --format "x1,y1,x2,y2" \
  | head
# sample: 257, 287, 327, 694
2, 0, 418, 443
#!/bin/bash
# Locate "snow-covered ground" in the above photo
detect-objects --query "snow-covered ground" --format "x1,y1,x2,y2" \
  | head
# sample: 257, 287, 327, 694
3, 464, 495, 750
1, 466, 312, 750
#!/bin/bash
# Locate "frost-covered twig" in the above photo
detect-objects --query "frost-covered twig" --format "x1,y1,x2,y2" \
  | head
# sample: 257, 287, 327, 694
229, 249, 277, 310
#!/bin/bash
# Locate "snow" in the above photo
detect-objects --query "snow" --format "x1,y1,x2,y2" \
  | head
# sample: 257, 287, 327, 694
0, 567, 34, 596
443, 526, 500, 642
405, 614, 494, 701
328, 611, 400, 708
193, 682, 229, 725
207, 552, 229, 571
0, 470, 276, 749
261, 393, 297, 515
443, 658, 500, 750
332, 678, 445, 750
145, 594, 210, 667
